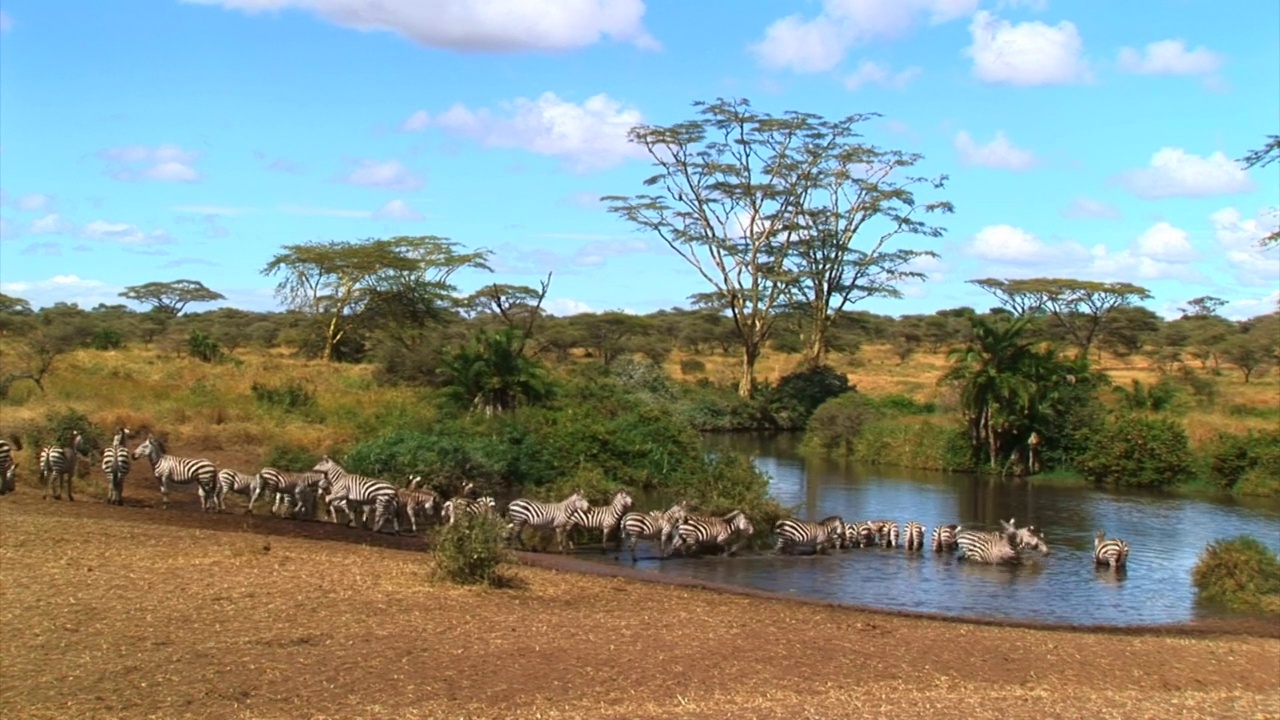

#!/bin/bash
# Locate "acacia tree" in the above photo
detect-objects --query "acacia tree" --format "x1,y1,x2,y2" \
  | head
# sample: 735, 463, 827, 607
262, 236, 490, 362
969, 277, 1151, 359
1240, 135, 1280, 249
464, 273, 552, 354
119, 279, 225, 316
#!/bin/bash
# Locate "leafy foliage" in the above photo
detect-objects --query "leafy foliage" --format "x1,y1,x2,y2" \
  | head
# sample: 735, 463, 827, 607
1203, 430, 1280, 492
765, 364, 850, 428
250, 380, 317, 413
119, 279, 225, 316
438, 328, 555, 415
1192, 536, 1280, 615
431, 514, 513, 587
1075, 413, 1193, 488
187, 330, 223, 363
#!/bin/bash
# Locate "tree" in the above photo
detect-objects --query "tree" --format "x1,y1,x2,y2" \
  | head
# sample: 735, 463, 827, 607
1219, 334, 1272, 383
969, 277, 1151, 359
465, 273, 551, 354
1180, 295, 1227, 318
1096, 305, 1162, 357
607, 98, 936, 396
438, 328, 555, 416
119, 279, 225, 316
262, 236, 490, 362
1239, 135, 1280, 247
0, 307, 86, 397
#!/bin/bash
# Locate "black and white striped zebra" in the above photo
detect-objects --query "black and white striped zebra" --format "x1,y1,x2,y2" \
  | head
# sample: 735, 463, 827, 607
774, 518, 838, 555
565, 490, 634, 553
930, 524, 960, 552
1094, 530, 1129, 569
620, 501, 689, 561
132, 434, 219, 511
441, 495, 496, 525
312, 456, 399, 533
846, 521, 878, 548
956, 519, 1048, 564
1, 435, 22, 495
667, 510, 754, 558
818, 516, 848, 549
903, 521, 925, 551
881, 520, 901, 548
215, 469, 256, 512
40, 431, 87, 501
396, 476, 440, 533
505, 491, 590, 553
252, 468, 326, 517
101, 427, 131, 506
1003, 518, 1050, 556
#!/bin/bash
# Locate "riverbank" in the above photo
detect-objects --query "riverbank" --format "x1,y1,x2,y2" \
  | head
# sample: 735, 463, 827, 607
2, 493, 1277, 719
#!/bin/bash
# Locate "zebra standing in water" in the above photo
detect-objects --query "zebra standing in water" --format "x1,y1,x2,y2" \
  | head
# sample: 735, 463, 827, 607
505, 491, 589, 552
956, 519, 1049, 565
668, 510, 754, 558
312, 456, 399, 533
251, 468, 326, 517
101, 427, 131, 506
881, 520, 901, 548
40, 431, 87, 501
215, 469, 257, 512
441, 495, 496, 525
620, 501, 689, 561
1094, 530, 1130, 569
0, 436, 21, 495
565, 490, 634, 553
903, 521, 925, 551
774, 518, 838, 555
133, 434, 219, 510
931, 524, 960, 552
818, 516, 848, 549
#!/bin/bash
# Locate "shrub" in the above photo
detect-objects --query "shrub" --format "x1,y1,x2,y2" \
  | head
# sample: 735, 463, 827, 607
766, 364, 850, 429
1191, 536, 1280, 615
261, 442, 319, 472
187, 330, 223, 363
678, 357, 706, 376
1075, 414, 1193, 488
849, 417, 974, 472
26, 407, 103, 451
431, 514, 513, 587
803, 393, 879, 455
1204, 430, 1280, 491
1113, 377, 1184, 412
250, 380, 317, 413
90, 328, 124, 351
867, 393, 937, 415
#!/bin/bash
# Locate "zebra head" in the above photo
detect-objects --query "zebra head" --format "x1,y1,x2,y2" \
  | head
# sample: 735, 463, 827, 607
1094, 530, 1107, 549
610, 489, 634, 513
725, 510, 754, 536
132, 434, 159, 461
565, 490, 589, 515
111, 427, 130, 447
1001, 518, 1049, 555
312, 456, 341, 478
664, 501, 689, 525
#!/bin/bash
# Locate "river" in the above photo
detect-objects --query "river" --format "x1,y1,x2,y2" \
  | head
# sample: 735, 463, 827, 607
581, 432, 1280, 627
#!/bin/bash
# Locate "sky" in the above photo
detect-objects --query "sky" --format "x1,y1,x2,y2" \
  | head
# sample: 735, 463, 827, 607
0, 0, 1277, 321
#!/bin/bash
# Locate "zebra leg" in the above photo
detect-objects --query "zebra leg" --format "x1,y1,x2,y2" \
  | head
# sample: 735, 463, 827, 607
65, 471, 74, 502
627, 533, 639, 562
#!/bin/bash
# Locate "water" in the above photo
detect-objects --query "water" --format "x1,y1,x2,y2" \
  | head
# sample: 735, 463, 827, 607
584, 433, 1280, 627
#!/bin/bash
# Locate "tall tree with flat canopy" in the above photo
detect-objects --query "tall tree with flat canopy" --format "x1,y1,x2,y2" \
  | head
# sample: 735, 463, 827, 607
262, 236, 490, 362
605, 97, 947, 396
1239, 135, 1279, 247
969, 277, 1151, 359
119, 279, 225, 316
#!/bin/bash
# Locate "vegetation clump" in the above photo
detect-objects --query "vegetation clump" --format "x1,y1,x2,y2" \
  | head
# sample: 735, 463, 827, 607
1191, 536, 1280, 615
430, 513, 514, 587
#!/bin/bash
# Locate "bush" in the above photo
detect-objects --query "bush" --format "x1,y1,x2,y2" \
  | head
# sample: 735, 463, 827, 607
250, 380, 318, 413
678, 357, 706, 376
1112, 377, 1184, 413
1191, 536, 1280, 615
187, 330, 223, 363
90, 327, 124, 351
765, 364, 850, 429
847, 416, 974, 472
26, 407, 103, 451
261, 442, 319, 472
1204, 430, 1280, 491
1075, 414, 1193, 488
803, 393, 879, 455
431, 514, 513, 587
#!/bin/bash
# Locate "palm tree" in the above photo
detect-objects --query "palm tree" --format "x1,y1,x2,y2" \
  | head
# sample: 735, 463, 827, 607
439, 328, 554, 416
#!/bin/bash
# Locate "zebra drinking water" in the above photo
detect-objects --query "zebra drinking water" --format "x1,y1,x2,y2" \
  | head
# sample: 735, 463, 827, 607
312, 456, 399, 533
956, 518, 1048, 564
930, 524, 960, 552
132, 434, 219, 511
101, 427, 131, 506
818, 516, 848, 549
1094, 530, 1130, 569
505, 491, 590, 552
903, 521, 925, 551
40, 431, 87, 501
774, 518, 838, 555
565, 489, 634, 553
668, 510, 754, 558
619, 501, 689, 561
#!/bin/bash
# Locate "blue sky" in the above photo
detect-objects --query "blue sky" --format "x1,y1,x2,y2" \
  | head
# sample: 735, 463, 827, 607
1, 0, 1277, 320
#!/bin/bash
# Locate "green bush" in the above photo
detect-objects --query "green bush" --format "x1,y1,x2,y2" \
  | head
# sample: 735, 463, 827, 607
261, 443, 319, 472
1113, 377, 1184, 413
803, 393, 879, 455
250, 380, 318, 413
1075, 414, 1193, 488
90, 327, 124, 351
431, 514, 513, 587
187, 330, 223, 363
26, 407, 103, 451
849, 416, 974, 472
674, 386, 776, 432
1191, 536, 1280, 615
1204, 430, 1280, 491
765, 364, 850, 429
866, 393, 937, 415
678, 357, 706, 376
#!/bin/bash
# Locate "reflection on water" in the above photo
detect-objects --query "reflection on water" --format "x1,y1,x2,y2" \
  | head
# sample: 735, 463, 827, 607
583, 432, 1280, 626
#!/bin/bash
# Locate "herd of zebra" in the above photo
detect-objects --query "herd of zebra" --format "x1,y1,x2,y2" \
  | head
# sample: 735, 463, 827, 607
0, 428, 1132, 570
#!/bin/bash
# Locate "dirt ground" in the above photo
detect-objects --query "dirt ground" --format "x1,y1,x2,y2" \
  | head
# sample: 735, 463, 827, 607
1, 488, 1278, 720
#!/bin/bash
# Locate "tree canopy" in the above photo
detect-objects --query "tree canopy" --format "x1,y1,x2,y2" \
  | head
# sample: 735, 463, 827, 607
119, 279, 225, 316
969, 277, 1151, 358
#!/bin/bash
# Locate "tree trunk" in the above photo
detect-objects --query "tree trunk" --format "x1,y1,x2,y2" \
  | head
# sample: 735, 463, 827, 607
738, 343, 760, 398
802, 312, 830, 369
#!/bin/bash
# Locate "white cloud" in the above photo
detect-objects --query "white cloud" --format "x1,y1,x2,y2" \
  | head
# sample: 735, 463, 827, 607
843, 61, 922, 90
373, 199, 423, 221
428, 92, 646, 173
967, 224, 1090, 265
339, 159, 423, 190
183, 0, 658, 52
749, 0, 978, 73
277, 204, 372, 218
0, 11, 11, 32
30, 214, 73, 235
572, 239, 649, 266
954, 130, 1036, 170
1117, 39, 1223, 75
543, 297, 594, 316
81, 220, 175, 246
1061, 197, 1121, 220
970, 221, 1204, 283
1133, 222, 1197, 262
98, 144, 202, 183
401, 110, 431, 132
1117, 148, 1254, 199
965, 11, 1091, 86
1222, 290, 1280, 321
0, 275, 117, 309
1085, 244, 1200, 282
996, 0, 1048, 9
1211, 206, 1280, 286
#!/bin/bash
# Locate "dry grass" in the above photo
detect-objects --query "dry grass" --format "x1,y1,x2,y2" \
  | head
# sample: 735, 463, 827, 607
1, 494, 1278, 720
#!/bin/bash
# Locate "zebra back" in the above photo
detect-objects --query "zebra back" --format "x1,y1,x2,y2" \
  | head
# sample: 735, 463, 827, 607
0, 439, 17, 494
218, 469, 256, 496
930, 524, 960, 552
312, 457, 395, 504
903, 521, 925, 551
569, 490, 634, 530
507, 491, 589, 529
955, 529, 1019, 565
1094, 531, 1130, 568
774, 518, 835, 553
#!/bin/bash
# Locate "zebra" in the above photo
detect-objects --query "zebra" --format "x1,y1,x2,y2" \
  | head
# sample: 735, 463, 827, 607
1002, 518, 1050, 556
847, 521, 878, 548
565, 490, 634, 553
441, 495, 496, 525
396, 476, 440, 533
619, 501, 689, 561
40, 431, 87, 501
215, 469, 256, 512
505, 491, 590, 553
955, 529, 1020, 565
312, 456, 399, 533
132, 434, 219, 511
881, 520, 901, 548
667, 510, 754, 558
818, 516, 848, 549
0, 435, 21, 495
903, 521, 925, 551
773, 518, 838, 555
252, 468, 326, 517
101, 427, 131, 506
930, 524, 960, 552
1094, 530, 1130, 569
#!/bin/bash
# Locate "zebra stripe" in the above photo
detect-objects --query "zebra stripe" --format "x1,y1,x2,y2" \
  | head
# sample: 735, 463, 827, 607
506, 491, 589, 553
668, 510, 754, 558
215, 469, 256, 512
930, 524, 960, 552
620, 502, 689, 561
101, 428, 131, 506
566, 490, 634, 553
955, 529, 1020, 565
396, 478, 440, 533
818, 516, 848, 549
903, 521, 925, 551
441, 496, 496, 525
774, 518, 837, 555
132, 434, 219, 511
40, 431, 86, 502
1003, 518, 1050, 556
312, 456, 399, 533
252, 468, 326, 517
881, 520, 901, 548
1094, 530, 1130, 569
0, 436, 20, 495
847, 521, 879, 548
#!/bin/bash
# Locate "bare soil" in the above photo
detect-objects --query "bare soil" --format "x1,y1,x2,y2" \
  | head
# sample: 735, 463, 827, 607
2, 488, 1278, 720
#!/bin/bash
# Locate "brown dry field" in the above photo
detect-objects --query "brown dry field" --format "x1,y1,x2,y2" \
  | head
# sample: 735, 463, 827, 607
2, 489, 1279, 720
